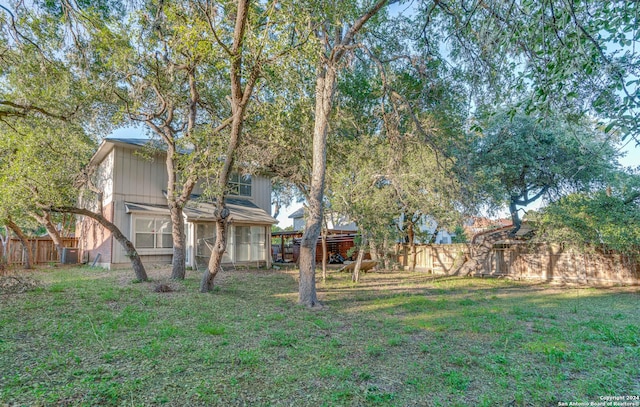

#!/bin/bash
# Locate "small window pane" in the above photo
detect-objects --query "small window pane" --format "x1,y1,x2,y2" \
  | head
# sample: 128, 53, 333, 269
160, 234, 173, 248
235, 226, 251, 261
136, 233, 154, 248
136, 218, 154, 233
239, 184, 251, 196
235, 226, 250, 244
228, 184, 240, 195
251, 226, 265, 260
228, 173, 252, 196
157, 219, 171, 234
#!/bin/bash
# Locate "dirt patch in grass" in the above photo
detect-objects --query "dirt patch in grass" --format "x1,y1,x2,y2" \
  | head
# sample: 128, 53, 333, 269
0, 275, 42, 294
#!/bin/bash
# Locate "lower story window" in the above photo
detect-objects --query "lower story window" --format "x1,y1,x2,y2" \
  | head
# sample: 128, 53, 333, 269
135, 217, 173, 249
235, 225, 265, 262
196, 223, 216, 257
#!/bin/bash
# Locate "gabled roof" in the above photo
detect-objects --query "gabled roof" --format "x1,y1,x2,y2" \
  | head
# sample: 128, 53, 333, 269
288, 208, 304, 219
470, 221, 534, 244
106, 138, 160, 148
90, 137, 189, 166
91, 138, 151, 166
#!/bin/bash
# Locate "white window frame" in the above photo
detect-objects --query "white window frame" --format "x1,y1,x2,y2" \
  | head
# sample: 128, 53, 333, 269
228, 173, 252, 197
132, 215, 173, 255
234, 225, 266, 262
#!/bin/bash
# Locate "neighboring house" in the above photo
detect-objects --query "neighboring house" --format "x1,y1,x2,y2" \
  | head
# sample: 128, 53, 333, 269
398, 213, 454, 244
463, 217, 512, 241
288, 208, 306, 231
273, 207, 358, 263
288, 207, 358, 232
77, 138, 276, 269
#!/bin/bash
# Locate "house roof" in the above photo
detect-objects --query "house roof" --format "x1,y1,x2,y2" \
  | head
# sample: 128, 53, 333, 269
124, 198, 277, 225
107, 137, 160, 148
90, 137, 189, 166
288, 207, 304, 219
470, 221, 534, 244
287, 207, 358, 232
91, 138, 147, 166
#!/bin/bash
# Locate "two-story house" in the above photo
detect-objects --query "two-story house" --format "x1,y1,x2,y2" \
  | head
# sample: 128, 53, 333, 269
77, 138, 276, 269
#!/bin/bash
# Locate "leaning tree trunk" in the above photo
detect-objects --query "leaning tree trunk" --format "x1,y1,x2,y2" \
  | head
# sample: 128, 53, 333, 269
200, 204, 230, 292
53, 207, 148, 281
31, 211, 64, 261
5, 217, 33, 270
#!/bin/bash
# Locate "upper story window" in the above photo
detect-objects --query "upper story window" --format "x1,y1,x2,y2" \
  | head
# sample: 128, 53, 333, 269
228, 173, 252, 197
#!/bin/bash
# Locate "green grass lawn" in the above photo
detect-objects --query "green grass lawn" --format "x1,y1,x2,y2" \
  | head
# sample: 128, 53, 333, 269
1, 265, 638, 406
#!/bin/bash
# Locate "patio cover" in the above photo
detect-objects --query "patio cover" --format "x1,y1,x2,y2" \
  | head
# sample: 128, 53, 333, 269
124, 198, 276, 225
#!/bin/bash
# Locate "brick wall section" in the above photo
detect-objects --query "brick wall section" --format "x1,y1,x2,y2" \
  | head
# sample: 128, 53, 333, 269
77, 202, 114, 265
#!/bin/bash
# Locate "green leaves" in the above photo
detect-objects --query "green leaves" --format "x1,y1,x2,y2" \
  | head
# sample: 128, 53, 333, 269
422, 0, 640, 143
535, 181, 640, 254
463, 107, 621, 223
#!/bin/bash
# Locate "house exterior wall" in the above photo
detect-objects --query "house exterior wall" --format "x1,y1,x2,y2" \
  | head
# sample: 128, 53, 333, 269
113, 145, 168, 205
111, 145, 169, 264
293, 217, 305, 231
251, 176, 272, 215
95, 148, 114, 206
77, 201, 114, 268
80, 140, 273, 268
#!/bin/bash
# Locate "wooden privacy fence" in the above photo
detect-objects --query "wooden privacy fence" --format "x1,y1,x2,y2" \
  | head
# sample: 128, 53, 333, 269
395, 244, 470, 274
4, 237, 78, 265
395, 243, 640, 285
490, 244, 640, 285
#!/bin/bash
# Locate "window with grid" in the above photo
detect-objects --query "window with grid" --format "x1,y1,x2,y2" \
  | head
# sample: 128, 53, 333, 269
228, 173, 252, 197
134, 217, 173, 249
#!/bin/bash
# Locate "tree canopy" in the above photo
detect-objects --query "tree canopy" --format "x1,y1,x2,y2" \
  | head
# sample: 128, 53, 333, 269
533, 170, 640, 254
1, 0, 638, 293
465, 109, 621, 232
